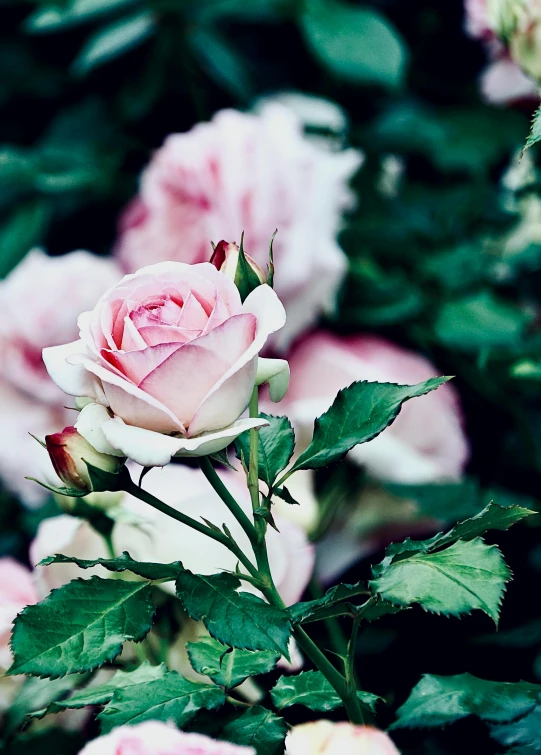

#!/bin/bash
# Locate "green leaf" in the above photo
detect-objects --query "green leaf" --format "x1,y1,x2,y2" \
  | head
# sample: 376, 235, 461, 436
0, 202, 50, 279
271, 670, 380, 713
176, 570, 292, 657
290, 377, 449, 473
370, 538, 511, 623
300, 0, 407, 88
235, 414, 295, 488
98, 670, 225, 732
384, 479, 484, 522
40, 552, 183, 582
221, 705, 288, 755
274, 486, 299, 505
289, 582, 369, 624
9, 577, 155, 678
525, 104, 541, 151
434, 291, 533, 350
5, 675, 82, 735
25, 0, 139, 33
42, 663, 166, 714
72, 11, 155, 76
491, 705, 541, 752
189, 26, 254, 102
436, 501, 535, 549
392, 673, 541, 730
187, 637, 279, 689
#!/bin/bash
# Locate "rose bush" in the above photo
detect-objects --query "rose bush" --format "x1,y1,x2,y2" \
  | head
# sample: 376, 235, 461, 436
79, 722, 254, 755
0, 249, 122, 505
285, 721, 400, 754
43, 261, 289, 466
276, 331, 468, 484
114, 104, 363, 351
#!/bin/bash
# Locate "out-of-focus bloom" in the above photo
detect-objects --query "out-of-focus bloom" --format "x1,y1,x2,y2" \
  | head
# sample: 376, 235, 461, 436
45, 426, 124, 492
115, 104, 362, 351
464, 0, 541, 103
0, 558, 38, 670
0, 249, 122, 506
285, 721, 400, 754
43, 262, 288, 466
277, 332, 469, 484
114, 463, 314, 607
79, 721, 255, 755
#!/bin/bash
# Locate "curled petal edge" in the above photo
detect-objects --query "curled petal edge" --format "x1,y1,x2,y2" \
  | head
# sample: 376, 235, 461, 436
100, 416, 270, 467
256, 357, 290, 402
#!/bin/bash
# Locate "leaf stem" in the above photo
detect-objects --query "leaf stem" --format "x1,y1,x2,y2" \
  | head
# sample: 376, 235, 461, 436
199, 456, 258, 547
122, 473, 258, 580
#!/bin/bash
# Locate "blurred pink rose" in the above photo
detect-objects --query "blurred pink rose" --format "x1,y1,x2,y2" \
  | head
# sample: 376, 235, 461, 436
286, 721, 399, 754
115, 104, 362, 351
0, 558, 38, 670
481, 57, 539, 103
0, 249, 122, 506
277, 332, 468, 484
44, 261, 288, 466
79, 722, 254, 755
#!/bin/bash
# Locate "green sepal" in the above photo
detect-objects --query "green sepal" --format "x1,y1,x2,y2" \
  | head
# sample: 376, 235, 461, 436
234, 231, 265, 301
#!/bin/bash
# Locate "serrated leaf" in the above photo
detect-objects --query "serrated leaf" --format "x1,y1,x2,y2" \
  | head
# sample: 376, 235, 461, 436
44, 663, 166, 713
176, 570, 292, 657
525, 104, 541, 151
491, 705, 541, 751
40, 552, 183, 582
271, 670, 380, 713
274, 486, 299, 505
392, 673, 541, 730
98, 670, 225, 732
221, 705, 287, 755
370, 538, 511, 623
235, 414, 295, 488
356, 596, 405, 623
436, 502, 534, 549
290, 377, 450, 473
9, 577, 155, 678
289, 582, 369, 624
187, 637, 278, 689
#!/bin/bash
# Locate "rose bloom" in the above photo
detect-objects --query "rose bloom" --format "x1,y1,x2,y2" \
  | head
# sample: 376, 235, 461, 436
276, 332, 468, 484
286, 721, 399, 755
79, 721, 254, 755
0, 249, 121, 505
115, 104, 363, 351
43, 261, 289, 467
31, 463, 314, 607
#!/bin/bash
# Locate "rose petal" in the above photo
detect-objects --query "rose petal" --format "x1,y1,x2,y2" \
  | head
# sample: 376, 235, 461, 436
75, 403, 125, 457
120, 316, 147, 351
101, 416, 269, 465
176, 292, 208, 331
256, 357, 290, 402
137, 324, 200, 347
42, 340, 104, 400
100, 341, 183, 385
139, 314, 256, 427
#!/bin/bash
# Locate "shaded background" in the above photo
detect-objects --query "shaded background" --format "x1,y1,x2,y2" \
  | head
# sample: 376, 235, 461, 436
1, 1, 541, 753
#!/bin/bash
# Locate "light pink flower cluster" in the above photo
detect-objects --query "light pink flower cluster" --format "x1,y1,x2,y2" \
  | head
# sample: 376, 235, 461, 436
0, 250, 121, 505
464, 0, 540, 103
79, 721, 254, 755
115, 104, 362, 351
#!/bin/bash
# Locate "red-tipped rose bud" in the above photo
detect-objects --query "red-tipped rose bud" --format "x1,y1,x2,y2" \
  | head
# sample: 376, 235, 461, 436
211, 240, 266, 301
45, 427, 124, 493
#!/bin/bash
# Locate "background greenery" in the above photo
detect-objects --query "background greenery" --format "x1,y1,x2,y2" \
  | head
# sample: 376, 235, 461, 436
2, 1, 541, 753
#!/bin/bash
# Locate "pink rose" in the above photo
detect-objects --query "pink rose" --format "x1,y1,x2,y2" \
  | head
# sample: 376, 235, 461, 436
0, 249, 122, 506
0, 558, 38, 670
79, 721, 254, 755
277, 332, 468, 484
481, 57, 539, 103
45, 426, 124, 492
43, 261, 289, 466
286, 721, 399, 754
0, 249, 122, 404
114, 104, 362, 351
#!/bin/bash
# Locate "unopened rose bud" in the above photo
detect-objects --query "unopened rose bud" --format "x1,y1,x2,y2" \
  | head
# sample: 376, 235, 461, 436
211, 240, 266, 301
45, 427, 124, 494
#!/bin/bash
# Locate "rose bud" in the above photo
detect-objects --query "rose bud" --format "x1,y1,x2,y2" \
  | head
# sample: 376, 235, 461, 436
45, 427, 124, 493
211, 240, 267, 300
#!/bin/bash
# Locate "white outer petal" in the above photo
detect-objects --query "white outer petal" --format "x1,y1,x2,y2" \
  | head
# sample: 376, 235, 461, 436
75, 403, 125, 458
42, 340, 103, 400
256, 357, 290, 402
101, 416, 269, 466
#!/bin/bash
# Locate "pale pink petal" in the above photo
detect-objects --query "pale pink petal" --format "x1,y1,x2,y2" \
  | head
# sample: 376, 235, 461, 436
42, 340, 104, 401
137, 324, 200, 347
120, 315, 147, 351
100, 341, 183, 385
176, 292, 209, 331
